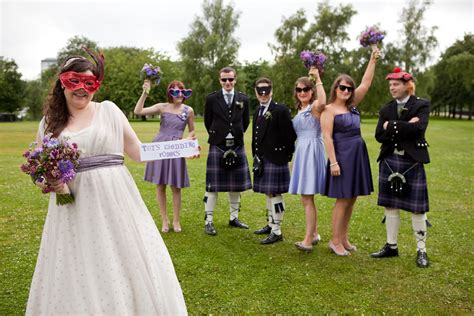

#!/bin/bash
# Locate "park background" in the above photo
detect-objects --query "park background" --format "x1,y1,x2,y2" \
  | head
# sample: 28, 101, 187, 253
1, 0, 473, 314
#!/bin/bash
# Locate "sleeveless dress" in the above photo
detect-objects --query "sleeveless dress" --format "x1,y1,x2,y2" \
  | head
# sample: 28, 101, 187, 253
324, 108, 373, 198
26, 101, 187, 315
144, 106, 190, 188
289, 105, 326, 195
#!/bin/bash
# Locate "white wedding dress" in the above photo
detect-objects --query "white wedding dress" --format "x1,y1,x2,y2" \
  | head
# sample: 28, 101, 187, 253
26, 101, 187, 315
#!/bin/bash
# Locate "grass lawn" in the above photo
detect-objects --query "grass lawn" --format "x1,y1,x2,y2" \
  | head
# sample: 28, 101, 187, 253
0, 118, 473, 314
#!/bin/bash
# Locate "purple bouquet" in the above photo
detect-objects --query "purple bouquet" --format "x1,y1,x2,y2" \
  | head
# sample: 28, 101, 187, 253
20, 134, 80, 205
300, 51, 327, 71
358, 26, 385, 48
141, 63, 162, 94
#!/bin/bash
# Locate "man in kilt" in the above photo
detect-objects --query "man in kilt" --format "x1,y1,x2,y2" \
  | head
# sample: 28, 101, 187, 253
252, 77, 297, 244
203, 66, 252, 235
371, 67, 431, 268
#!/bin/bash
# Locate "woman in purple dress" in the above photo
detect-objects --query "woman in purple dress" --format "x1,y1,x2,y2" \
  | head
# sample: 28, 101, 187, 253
321, 47, 380, 256
134, 80, 195, 233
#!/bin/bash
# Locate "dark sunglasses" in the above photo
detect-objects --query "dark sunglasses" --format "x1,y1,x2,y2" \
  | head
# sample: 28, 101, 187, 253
256, 86, 272, 96
168, 88, 192, 99
220, 78, 235, 83
295, 87, 311, 93
338, 84, 354, 92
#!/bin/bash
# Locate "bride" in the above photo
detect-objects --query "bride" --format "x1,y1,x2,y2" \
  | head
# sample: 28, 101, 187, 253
26, 48, 187, 315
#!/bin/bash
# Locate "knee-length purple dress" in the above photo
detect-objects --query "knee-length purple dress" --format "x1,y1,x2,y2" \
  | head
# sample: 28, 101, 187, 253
324, 108, 373, 198
144, 106, 190, 188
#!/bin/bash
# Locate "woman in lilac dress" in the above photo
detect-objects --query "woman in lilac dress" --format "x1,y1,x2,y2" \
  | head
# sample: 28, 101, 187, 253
288, 67, 326, 252
134, 80, 195, 233
321, 47, 380, 256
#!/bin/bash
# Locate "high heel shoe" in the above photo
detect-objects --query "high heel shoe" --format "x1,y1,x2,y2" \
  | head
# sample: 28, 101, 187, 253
295, 241, 313, 252
312, 234, 321, 245
328, 240, 350, 256
161, 222, 170, 233
344, 244, 357, 252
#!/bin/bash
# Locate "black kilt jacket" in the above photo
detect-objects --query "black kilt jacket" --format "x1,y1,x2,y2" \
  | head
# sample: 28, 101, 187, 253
204, 90, 250, 146
375, 95, 431, 163
252, 101, 297, 165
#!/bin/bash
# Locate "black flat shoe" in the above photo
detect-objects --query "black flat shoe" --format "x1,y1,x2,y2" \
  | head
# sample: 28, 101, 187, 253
229, 218, 249, 229
370, 243, 399, 258
254, 225, 271, 235
260, 232, 283, 244
416, 250, 429, 268
204, 222, 217, 236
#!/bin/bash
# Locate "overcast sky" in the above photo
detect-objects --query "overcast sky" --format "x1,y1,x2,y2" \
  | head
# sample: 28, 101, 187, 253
1, 0, 473, 80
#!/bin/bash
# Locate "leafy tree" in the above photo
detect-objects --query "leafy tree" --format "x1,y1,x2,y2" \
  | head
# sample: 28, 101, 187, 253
397, 0, 438, 74
268, 2, 357, 107
24, 79, 47, 120
57, 35, 99, 66
177, 0, 241, 114
97, 47, 178, 117
431, 34, 474, 119
0, 57, 25, 113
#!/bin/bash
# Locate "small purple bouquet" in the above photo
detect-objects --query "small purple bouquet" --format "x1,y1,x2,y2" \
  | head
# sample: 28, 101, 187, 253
20, 134, 80, 205
300, 50, 326, 82
358, 25, 385, 48
141, 63, 162, 94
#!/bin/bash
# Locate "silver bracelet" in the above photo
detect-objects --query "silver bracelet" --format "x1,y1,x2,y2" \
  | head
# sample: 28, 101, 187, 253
330, 161, 338, 167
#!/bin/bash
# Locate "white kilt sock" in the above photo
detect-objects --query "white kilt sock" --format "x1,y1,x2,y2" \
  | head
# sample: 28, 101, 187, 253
385, 208, 400, 247
204, 192, 217, 224
412, 213, 427, 253
270, 195, 284, 235
228, 192, 240, 221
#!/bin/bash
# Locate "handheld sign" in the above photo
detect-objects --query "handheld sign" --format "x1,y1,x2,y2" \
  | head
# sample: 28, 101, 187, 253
140, 139, 199, 161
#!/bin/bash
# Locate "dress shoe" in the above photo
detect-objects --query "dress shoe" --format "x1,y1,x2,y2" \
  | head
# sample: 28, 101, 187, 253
328, 240, 350, 256
312, 234, 321, 245
204, 222, 217, 236
416, 250, 429, 268
260, 232, 283, 244
254, 225, 271, 235
295, 241, 313, 252
229, 218, 249, 229
370, 243, 399, 258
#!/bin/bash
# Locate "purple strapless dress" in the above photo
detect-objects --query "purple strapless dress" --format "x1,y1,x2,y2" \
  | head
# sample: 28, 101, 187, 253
324, 108, 373, 198
144, 107, 190, 188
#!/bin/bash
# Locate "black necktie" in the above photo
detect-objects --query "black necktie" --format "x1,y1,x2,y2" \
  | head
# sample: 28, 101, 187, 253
258, 105, 265, 117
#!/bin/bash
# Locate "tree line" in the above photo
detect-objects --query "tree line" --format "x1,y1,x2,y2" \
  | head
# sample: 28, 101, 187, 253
1, 0, 472, 120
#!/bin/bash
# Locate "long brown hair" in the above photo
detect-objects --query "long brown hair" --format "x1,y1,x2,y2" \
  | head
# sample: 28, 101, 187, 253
328, 74, 356, 109
293, 77, 316, 110
43, 48, 104, 137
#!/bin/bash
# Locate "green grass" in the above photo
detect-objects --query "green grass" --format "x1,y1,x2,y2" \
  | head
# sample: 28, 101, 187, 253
1, 119, 473, 314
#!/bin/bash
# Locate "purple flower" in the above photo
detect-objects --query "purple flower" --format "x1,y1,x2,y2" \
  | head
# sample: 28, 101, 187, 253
359, 26, 385, 47
141, 63, 162, 84
300, 50, 326, 72
58, 159, 74, 173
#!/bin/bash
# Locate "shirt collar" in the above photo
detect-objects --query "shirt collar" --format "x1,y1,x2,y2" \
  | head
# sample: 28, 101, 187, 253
396, 95, 410, 105
222, 88, 235, 96
260, 99, 272, 108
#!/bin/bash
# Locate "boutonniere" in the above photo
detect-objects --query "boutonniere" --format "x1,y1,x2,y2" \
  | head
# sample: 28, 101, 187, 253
236, 100, 244, 109
350, 107, 360, 115
401, 107, 408, 113
264, 111, 272, 120
178, 112, 188, 121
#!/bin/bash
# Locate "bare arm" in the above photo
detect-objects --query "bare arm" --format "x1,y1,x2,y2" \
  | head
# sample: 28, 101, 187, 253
321, 107, 340, 176
309, 67, 326, 117
122, 115, 142, 162
353, 47, 380, 106
186, 107, 196, 139
134, 79, 166, 116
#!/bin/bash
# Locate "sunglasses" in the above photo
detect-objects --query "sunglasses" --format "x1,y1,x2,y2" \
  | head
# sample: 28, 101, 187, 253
256, 86, 272, 96
220, 78, 235, 83
338, 84, 354, 92
295, 87, 311, 93
168, 88, 192, 99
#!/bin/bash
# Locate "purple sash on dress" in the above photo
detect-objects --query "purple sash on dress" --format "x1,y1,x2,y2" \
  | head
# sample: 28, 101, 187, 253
77, 154, 124, 173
